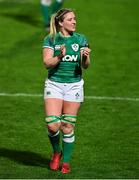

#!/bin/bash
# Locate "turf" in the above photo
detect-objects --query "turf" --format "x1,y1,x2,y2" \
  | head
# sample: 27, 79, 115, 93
0, 0, 139, 179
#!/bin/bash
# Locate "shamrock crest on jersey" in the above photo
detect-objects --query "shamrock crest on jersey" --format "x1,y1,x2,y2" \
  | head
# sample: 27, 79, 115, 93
71, 44, 79, 52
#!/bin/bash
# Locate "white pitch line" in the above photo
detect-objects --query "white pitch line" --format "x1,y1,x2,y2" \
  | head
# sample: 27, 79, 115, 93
0, 93, 42, 97
0, 0, 34, 3
0, 93, 139, 102
85, 96, 139, 102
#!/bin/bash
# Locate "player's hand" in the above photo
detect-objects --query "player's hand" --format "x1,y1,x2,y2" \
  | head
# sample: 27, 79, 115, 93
60, 44, 66, 57
82, 47, 91, 57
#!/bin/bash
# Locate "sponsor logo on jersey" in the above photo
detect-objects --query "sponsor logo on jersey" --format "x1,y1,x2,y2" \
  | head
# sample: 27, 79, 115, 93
55, 45, 61, 50
62, 55, 78, 62
71, 44, 79, 52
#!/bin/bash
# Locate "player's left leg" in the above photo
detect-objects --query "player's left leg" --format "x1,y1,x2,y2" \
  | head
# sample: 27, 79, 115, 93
61, 101, 81, 173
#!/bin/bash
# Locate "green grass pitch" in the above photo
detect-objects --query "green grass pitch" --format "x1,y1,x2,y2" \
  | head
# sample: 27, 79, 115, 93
0, 0, 139, 178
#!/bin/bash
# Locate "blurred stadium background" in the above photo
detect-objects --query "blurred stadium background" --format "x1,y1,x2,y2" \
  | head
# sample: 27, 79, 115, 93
0, 0, 138, 178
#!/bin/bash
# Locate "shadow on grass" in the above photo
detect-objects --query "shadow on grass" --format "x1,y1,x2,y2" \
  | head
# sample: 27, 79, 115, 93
0, 12, 41, 27
0, 148, 49, 168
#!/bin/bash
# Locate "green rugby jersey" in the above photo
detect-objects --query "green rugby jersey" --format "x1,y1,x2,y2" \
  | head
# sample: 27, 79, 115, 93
43, 32, 88, 83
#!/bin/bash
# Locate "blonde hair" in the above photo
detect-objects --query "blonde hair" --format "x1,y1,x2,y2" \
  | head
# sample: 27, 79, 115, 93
49, 8, 74, 37
49, 13, 57, 36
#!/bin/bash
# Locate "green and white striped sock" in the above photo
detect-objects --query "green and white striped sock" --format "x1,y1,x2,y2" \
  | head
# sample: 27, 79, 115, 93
48, 131, 61, 153
62, 131, 75, 163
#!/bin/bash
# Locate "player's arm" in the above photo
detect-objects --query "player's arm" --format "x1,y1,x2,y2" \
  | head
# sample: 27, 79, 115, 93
81, 47, 91, 69
43, 45, 66, 69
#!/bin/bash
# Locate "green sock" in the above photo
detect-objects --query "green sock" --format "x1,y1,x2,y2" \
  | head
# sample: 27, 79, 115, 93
48, 131, 61, 153
52, 0, 63, 14
41, 4, 50, 27
62, 132, 75, 163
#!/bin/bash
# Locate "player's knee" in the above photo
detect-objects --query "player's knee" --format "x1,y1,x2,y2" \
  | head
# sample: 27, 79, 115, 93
48, 123, 61, 133
45, 115, 61, 132
61, 125, 73, 134
61, 114, 77, 134
61, 114, 77, 126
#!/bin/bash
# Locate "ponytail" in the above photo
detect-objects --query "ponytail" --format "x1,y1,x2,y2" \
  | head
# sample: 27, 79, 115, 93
49, 13, 57, 36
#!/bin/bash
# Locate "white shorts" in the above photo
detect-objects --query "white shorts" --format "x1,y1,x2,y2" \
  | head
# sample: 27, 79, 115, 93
44, 79, 84, 102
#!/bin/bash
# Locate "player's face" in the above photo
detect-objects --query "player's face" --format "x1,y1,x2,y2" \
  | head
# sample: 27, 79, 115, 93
61, 12, 76, 32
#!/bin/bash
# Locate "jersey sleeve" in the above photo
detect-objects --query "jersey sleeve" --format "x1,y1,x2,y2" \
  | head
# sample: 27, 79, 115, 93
79, 34, 89, 50
43, 35, 54, 50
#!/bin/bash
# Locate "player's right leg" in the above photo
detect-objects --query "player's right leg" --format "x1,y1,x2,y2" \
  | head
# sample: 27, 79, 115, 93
44, 98, 63, 170
40, 0, 52, 30
52, 0, 64, 14
44, 79, 65, 170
